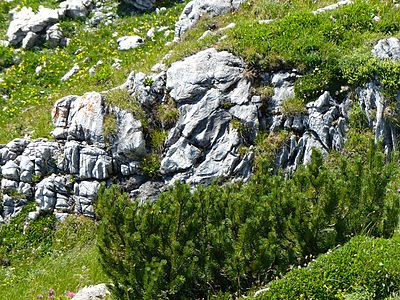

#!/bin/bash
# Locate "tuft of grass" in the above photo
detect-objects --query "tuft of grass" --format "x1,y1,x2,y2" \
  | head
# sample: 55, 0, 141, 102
156, 98, 179, 128
140, 153, 161, 178
103, 113, 118, 139
280, 97, 306, 117
149, 128, 167, 153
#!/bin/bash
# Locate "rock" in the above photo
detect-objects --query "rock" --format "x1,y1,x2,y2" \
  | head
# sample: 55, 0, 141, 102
61, 64, 80, 82
371, 37, 400, 62
79, 146, 112, 180
175, 0, 245, 38
111, 107, 146, 160
21, 140, 62, 178
52, 92, 105, 145
45, 24, 66, 48
312, 0, 353, 14
35, 174, 73, 213
61, 142, 111, 180
73, 181, 100, 216
162, 48, 257, 184
73, 284, 110, 300
1, 161, 20, 181
160, 137, 202, 174
130, 181, 164, 203
59, 0, 94, 18
7, 6, 64, 46
166, 48, 243, 103
121, 0, 155, 12
21, 31, 39, 49
356, 82, 397, 153
117, 36, 144, 50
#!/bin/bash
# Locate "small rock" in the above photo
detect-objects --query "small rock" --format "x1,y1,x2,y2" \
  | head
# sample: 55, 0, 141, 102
61, 64, 80, 82
117, 36, 144, 50
73, 283, 110, 300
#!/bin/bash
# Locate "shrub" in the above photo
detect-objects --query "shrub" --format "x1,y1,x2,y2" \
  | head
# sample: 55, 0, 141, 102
97, 142, 400, 299
255, 235, 400, 299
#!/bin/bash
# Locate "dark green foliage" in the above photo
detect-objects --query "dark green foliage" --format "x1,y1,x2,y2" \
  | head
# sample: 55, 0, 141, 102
0, 203, 57, 266
256, 235, 400, 299
97, 143, 400, 299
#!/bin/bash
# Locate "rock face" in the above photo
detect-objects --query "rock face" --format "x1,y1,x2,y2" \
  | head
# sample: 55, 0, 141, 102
162, 48, 256, 184
175, 0, 245, 38
264, 72, 348, 172
3, 38, 399, 222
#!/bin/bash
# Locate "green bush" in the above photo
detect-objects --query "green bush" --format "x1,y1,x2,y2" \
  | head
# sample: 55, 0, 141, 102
97, 142, 400, 299
255, 235, 400, 299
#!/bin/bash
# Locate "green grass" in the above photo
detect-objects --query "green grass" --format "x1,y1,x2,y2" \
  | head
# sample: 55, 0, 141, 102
0, 242, 108, 299
0, 0, 187, 143
2, 0, 400, 143
253, 235, 400, 299
0, 212, 109, 299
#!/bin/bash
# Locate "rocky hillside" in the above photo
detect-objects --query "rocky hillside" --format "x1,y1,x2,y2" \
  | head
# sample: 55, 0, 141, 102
1, 0, 400, 298
0, 0, 399, 223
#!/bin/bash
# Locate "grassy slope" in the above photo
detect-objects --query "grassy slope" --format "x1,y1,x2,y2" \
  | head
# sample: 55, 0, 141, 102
1, 0, 400, 143
1, 0, 400, 298
0, 213, 107, 299
253, 234, 400, 300
0, 0, 187, 142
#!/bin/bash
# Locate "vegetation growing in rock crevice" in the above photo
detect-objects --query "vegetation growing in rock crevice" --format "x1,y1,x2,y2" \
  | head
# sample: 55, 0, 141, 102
97, 139, 400, 299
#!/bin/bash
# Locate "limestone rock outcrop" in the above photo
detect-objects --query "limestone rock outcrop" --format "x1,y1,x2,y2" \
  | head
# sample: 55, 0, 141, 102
6, 0, 93, 49
2, 37, 400, 222
175, 0, 245, 38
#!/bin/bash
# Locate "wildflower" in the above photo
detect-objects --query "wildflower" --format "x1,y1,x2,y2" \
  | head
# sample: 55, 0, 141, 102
397, 188, 400, 193
48, 288, 55, 297
66, 291, 76, 298
37, 294, 44, 299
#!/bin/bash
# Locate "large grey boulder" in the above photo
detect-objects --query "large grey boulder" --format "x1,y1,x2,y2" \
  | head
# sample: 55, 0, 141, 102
175, 0, 245, 38
162, 48, 257, 184
59, 0, 94, 18
52, 92, 105, 145
372, 37, 400, 62
167, 48, 243, 103
73, 283, 110, 300
121, 0, 155, 12
7, 6, 64, 46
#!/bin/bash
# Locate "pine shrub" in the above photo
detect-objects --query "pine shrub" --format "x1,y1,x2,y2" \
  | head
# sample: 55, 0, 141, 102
97, 143, 400, 299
